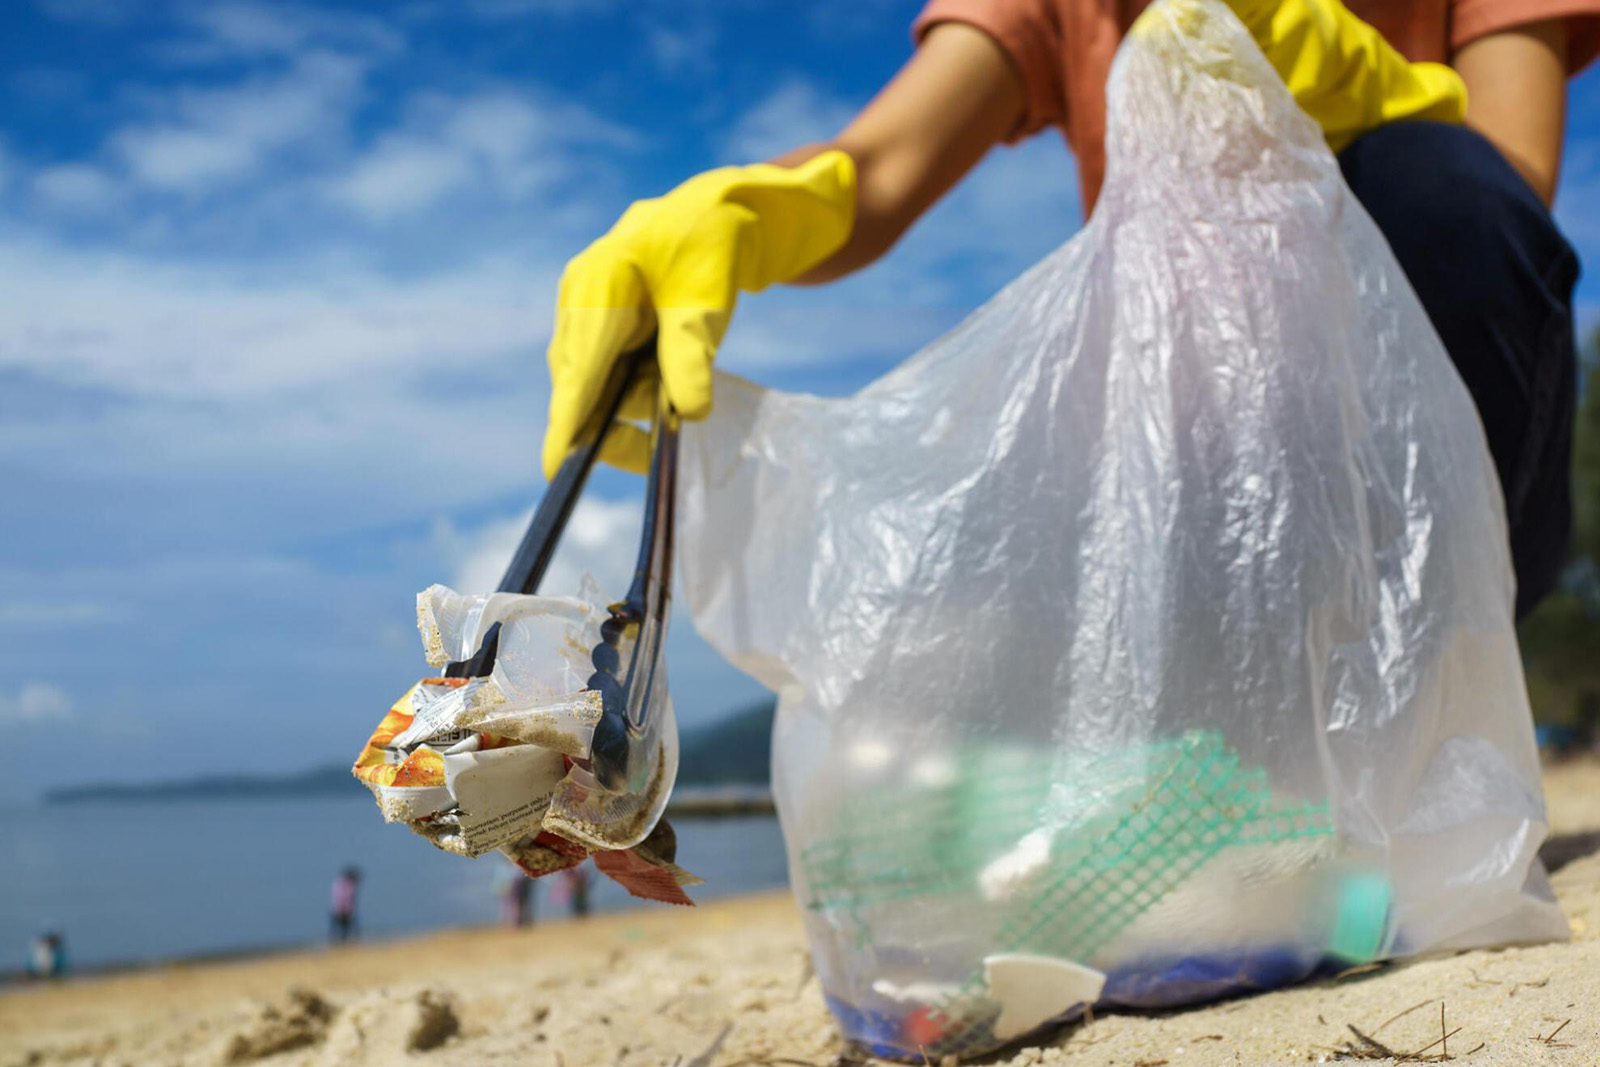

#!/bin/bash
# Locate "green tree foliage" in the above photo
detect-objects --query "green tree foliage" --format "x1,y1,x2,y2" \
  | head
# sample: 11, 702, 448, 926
1518, 326, 1600, 728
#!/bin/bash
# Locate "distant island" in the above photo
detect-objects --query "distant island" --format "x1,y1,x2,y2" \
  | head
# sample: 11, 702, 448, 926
44, 764, 363, 804
45, 698, 777, 805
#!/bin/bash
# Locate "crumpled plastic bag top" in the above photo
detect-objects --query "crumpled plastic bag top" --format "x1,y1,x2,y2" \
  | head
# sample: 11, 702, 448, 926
673, 0, 1565, 1058
353, 576, 694, 905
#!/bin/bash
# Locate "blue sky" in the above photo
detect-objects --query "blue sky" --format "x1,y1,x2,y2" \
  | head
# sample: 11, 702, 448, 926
2, 0, 1598, 801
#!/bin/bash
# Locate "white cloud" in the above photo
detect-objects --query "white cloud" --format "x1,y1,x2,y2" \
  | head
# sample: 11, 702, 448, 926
324, 89, 635, 222
647, 23, 717, 77
0, 236, 558, 398
32, 163, 120, 213
444, 90, 635, 165
112, 51, 365, 193
0, 682, 73, 723
115, 128, 244, 189
442, 496, 643, 596
169, 1, 405, 63
189, 1, 317, 54
327, 135, 474, 221
720, 78, 857, 163
1, 283, 554, 558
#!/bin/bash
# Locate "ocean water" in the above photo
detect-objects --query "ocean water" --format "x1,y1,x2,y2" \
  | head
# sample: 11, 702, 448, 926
1, 797, 789, 975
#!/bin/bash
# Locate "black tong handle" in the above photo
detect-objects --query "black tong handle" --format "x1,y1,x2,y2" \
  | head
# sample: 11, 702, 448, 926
587, 387, 678, 791
445, 340, 654, 679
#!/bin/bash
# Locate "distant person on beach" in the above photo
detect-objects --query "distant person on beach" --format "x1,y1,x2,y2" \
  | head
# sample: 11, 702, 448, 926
27, 931, 66, 980
496, 863, 536, 928
330, 866, 361, 944
555, 866, 592, 919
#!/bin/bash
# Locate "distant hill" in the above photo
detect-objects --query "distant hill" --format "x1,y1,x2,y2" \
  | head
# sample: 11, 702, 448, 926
44, 763, 364, 804
677, 698, 775, 785
44, 697, 777, 804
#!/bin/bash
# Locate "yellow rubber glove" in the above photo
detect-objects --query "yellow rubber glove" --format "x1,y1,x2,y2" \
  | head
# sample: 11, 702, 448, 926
1228, 0, 1466, 151
543, 150, 857, 478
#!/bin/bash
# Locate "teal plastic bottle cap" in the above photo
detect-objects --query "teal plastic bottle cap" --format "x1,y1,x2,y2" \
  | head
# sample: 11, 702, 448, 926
1328, 872, 1391, 964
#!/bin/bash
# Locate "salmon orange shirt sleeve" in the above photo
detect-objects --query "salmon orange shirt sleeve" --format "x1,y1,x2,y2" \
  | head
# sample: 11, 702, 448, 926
1450, 0, 1600, 72
912, 0, 1067, 142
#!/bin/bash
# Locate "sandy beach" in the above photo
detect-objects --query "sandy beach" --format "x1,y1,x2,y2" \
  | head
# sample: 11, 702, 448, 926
5, 758, 1599, 1067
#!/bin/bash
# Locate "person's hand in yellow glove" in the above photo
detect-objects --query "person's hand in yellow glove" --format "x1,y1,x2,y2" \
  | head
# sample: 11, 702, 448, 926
1225, 0, 1467, 151
543, 151, 856, 478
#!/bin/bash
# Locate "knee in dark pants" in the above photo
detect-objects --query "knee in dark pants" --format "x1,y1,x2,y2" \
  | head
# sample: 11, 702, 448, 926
1339, 122, 1581, 618
1339, 124, 1545, 297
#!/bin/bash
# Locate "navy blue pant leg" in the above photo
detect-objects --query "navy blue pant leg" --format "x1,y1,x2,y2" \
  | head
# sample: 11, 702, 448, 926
1339, 122, 1581, 618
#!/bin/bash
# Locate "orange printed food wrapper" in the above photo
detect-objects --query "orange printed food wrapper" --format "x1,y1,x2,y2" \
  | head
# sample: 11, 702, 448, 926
353, 678, 460, 821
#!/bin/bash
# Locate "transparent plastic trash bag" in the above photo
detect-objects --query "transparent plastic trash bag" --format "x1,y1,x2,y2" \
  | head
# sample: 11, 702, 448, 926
676, 0, 1568, 1059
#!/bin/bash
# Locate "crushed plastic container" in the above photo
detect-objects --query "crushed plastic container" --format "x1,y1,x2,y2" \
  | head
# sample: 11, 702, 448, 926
675, 0, 1569, 1059
352, 576, 699, 905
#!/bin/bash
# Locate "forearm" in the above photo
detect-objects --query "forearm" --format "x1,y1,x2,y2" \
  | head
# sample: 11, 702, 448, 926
768, 134, 979, 283
766, 141, 887, 276
1455, 20, 1567, 206
770, 22, 1025, 284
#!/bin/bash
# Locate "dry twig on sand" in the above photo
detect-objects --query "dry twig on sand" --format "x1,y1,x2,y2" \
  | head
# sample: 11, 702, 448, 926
1319, 999, 1482, 1061
1344, 1024, 1399, 1059
1374, 999, 1436, 1033
1539, 1018, 1572, 1046
682, 1022, 733, 1067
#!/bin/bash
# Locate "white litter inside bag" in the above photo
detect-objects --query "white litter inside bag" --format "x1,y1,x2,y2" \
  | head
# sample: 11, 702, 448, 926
675, 0, 1567, 1059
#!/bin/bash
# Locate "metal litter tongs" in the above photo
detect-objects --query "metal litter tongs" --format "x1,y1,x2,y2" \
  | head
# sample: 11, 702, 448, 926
444, 339, 676, 796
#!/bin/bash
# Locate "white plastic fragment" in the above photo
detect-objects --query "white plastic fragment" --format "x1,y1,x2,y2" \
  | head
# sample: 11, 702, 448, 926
983, 955, 1106, 1041
437, 745, 567, 857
